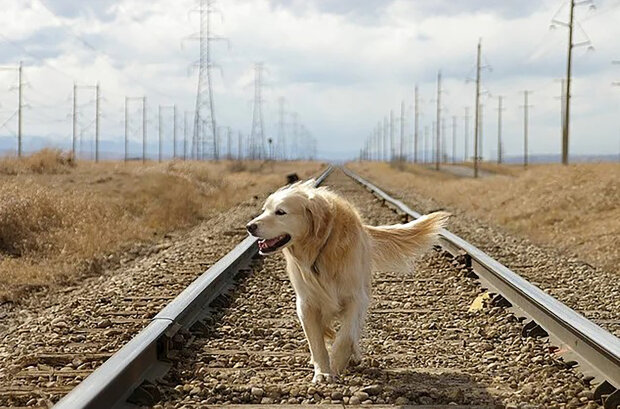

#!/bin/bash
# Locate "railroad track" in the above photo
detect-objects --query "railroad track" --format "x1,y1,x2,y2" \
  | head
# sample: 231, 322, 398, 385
2, 167, 618, 409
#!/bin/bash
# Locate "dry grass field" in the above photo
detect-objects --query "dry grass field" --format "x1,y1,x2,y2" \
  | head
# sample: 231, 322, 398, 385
348, 161, 619, 274
0, 149, 323, 302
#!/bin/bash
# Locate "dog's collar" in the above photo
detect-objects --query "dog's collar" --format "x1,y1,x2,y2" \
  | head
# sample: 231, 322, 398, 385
310, 224, 332, 275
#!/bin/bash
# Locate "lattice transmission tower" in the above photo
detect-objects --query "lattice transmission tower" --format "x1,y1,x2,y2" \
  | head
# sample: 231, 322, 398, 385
191, 0, 224, 160
249, 63, 266, 159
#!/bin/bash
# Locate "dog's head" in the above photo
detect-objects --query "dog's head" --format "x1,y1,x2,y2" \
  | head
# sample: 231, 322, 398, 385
246, 179, 331, 256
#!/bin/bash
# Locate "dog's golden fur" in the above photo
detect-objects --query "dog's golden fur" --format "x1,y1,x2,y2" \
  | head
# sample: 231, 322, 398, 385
247, 178, 449, 383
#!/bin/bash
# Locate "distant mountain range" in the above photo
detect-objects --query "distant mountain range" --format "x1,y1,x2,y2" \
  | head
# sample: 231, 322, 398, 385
0, 136, 618, 163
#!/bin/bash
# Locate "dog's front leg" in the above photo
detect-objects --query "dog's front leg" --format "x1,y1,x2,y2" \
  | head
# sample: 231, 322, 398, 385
296, 298, 335, 383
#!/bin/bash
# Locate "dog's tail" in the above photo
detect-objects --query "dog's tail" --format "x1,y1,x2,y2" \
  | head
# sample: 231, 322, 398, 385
365, 211, 450, 271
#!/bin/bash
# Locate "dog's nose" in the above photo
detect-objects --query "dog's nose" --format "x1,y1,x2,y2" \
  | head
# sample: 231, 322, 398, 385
246, 223, 258, 234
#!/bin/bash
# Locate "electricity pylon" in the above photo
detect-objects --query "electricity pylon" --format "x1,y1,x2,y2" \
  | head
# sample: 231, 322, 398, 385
191, 0, 225, 160
249, 63, 266, 159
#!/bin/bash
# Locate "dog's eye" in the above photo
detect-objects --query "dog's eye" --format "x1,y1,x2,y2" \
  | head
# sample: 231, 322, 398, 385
275, 209, 286, 216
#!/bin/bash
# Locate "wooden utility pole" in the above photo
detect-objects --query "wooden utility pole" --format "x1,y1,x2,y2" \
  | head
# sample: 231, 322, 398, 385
95, 83, 100, 162
497, 96, 504, 164
414, 85, 419, 163
562, 0, 575, 165
435, 70, 441, 171
474, 39, 482, 178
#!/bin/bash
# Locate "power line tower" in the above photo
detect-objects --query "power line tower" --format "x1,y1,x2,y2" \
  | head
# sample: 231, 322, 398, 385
1, 62, 25, 157
71, 82, 99, 161
249, 63, 266, 159
277, 97, 286, 160
191, 0, 225, 161
123, 96, 145, 162
551, 0, 594, 165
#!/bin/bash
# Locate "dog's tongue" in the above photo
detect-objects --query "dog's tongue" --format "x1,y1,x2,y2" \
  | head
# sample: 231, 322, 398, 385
259, 236, 282, 250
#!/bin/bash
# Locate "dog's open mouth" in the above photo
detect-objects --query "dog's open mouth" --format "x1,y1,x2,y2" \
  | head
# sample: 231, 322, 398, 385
258, 234, 291, 254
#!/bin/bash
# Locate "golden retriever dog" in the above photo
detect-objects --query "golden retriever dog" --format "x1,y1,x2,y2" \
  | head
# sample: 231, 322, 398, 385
246, 178, 449, 383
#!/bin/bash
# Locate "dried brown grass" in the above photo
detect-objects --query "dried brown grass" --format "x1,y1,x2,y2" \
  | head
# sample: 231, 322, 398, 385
0, 151, 323, 302
348, 161, 620, 274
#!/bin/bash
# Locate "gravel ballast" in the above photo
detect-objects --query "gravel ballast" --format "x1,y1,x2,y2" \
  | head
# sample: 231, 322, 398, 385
0, 194, 266, 407
153, 169, 604, 409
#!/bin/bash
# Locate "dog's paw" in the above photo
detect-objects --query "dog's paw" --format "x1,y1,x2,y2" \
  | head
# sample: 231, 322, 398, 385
312, 372, 339, 384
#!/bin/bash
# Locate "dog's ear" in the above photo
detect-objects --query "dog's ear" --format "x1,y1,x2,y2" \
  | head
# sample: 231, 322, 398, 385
302, 193, 333, 271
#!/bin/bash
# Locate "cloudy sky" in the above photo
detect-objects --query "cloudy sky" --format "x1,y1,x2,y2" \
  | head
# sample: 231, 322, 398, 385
0, 0, 619, 161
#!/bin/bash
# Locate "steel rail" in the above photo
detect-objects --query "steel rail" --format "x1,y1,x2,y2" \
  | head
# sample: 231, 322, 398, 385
342, 167, 620, 397
54, 166, 333, 409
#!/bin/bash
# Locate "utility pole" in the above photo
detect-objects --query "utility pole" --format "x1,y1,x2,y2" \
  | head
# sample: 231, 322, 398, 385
158, 105, 163, 163
464, 107, 470, 162
95, 83, 100, 162
497, 96, 504, 164
173, 105, 178, 159
383, 116, 388, 162
473, 39, 482, 178
452, 116, 457, 164
479, 103, 484, 163
414, 85, 419, 163
522, 91, 533, 167
563, 0, 574, 165
400, 100, 405, 161
389, 109, 394, 161
431, 121, 436, 165
0, 62, 24, 157
142, 97, 147, 164
184, 111, 190, 161
124, 97, 128, 162
290, 112, 298, 160
435, 70, 442, 170
17, 61, 23, 157
277, 97, 286, 160
72, 83, 77, 158
441, 118, 447, 163
551, 0, 593, 164
227, 127, 232, 159
424, 125, 429, 163
238, 131, 243, 160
